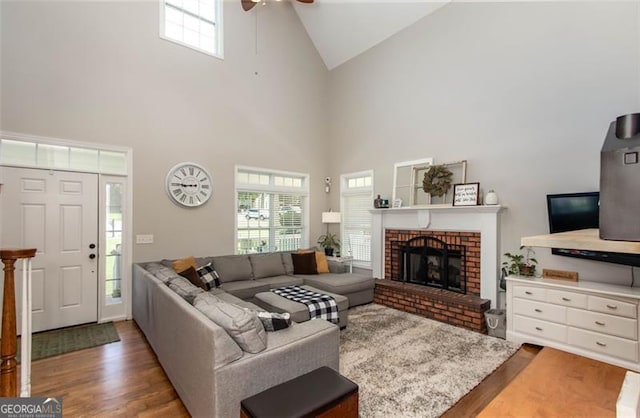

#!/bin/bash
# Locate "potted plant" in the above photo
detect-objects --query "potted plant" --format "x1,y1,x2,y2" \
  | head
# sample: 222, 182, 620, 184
317, 233, 341, 257
502, 246, 538, 277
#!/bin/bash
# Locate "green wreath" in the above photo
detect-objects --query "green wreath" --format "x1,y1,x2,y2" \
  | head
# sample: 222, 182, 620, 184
422, 165, 453, 198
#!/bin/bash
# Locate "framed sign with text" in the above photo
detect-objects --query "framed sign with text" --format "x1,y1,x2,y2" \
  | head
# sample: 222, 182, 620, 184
453, 183, 480, 206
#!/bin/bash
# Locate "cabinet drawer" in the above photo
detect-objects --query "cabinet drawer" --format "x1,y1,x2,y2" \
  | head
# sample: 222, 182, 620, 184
568, 327, 638, 362
513, 315, 567, 343
513, 285, 546, 302
567, 308, 638, 340
547, 289, 587, 308
513, 298, 566, 323
588, 295, 637, 319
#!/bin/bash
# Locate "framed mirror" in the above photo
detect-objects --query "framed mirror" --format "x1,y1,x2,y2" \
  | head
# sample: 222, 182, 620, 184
392, 158, 434, 207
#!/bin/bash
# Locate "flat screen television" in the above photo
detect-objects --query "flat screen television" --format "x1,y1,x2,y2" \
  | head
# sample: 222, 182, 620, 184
547, 192, 640, 267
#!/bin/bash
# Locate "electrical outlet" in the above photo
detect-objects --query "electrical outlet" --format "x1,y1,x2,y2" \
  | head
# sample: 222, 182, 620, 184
136, 234, 154, 244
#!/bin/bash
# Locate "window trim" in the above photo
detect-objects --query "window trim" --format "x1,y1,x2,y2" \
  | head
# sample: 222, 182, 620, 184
234, 165, 310, 254
340, 170, 374, 269
159, 0, 224, 60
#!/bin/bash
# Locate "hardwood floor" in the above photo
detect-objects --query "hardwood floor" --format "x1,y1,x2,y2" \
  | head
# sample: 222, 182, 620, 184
442, 344, 542, 417
27, 320, 539, 417
29, 320, 189, 417
478, 347, 627, 417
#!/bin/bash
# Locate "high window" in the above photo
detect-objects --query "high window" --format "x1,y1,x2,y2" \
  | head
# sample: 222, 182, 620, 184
235, 166, 309, 254
160, 0, 223, 58
341, 171, 373, 268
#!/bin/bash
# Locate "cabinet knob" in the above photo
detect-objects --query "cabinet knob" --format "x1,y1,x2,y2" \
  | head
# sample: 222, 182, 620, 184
562, 297, 571, 302
535, 327, 543, 331
534, 309, 542, 313
525, 291, 533, 295
595, 321, 606, 326
606, 304, 618, 310
596, 341, 607, 347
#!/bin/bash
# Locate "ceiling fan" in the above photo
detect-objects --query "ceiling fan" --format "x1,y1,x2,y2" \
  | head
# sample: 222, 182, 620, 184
241, 0, 314, 12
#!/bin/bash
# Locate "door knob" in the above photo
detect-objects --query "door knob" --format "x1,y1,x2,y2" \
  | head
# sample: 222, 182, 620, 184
89, 254, 96, 259
89, 243, 96, 249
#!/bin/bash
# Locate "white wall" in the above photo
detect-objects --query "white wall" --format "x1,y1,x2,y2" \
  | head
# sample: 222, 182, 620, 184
3, 1, 640, 284
1, 0, 329, 261
327, 2, 640, 284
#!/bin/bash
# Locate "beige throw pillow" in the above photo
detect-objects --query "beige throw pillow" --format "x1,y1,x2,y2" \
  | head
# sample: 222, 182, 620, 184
172, 256, 198, 273
315, 251, 330, 274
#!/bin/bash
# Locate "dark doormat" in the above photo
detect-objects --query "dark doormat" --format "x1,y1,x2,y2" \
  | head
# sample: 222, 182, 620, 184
17, 322, 120, 362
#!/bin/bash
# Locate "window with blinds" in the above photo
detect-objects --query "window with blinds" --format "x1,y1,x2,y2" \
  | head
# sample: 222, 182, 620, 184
341, 171, 373, 268
160, 0, 223, 58
236, 166, 309, 254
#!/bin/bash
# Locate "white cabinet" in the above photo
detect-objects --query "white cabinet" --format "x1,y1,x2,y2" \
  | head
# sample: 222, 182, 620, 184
507, 276, 640, 371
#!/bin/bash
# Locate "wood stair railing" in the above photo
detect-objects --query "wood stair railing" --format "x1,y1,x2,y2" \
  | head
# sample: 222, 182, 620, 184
0, 248, 37, 397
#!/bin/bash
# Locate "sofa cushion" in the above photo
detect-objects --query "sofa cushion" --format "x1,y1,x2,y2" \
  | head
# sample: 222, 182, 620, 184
196, 256, 215, 266
219, 280, 270, 300
193, 294, 267, 354
257, 275, 304, 289
193, 292, 224, 305
301, 273, 375, 296
281, 252, 294, 275
250, 253, 286, 279
172, 256, 198, 273
216, 292, 264, 311
167, 276, 205, 304
291, 252, 317, 275
212, 255, 254, 283
144, 262, 180, 284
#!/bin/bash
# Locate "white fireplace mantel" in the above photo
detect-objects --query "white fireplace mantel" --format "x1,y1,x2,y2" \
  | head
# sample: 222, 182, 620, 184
370, 205, 505, 308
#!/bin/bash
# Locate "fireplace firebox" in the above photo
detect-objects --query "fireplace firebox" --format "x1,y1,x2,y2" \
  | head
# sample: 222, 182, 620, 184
392, 236, 466, 294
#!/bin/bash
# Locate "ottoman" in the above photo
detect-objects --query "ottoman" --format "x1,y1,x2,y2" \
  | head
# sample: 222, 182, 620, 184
240, 366, 358, 418
254, 285, 349, 328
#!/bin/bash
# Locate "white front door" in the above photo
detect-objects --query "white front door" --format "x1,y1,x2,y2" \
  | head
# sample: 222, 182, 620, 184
1, 167, 99, 332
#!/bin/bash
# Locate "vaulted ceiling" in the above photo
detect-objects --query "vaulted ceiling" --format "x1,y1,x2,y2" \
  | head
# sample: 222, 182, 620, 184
292, 1, 450, 70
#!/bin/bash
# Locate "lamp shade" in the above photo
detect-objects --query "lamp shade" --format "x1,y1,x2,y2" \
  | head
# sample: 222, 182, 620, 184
321, 212, 341, 224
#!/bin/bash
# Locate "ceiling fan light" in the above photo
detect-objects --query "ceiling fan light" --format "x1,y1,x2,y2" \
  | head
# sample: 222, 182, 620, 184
251, 0, 259, 2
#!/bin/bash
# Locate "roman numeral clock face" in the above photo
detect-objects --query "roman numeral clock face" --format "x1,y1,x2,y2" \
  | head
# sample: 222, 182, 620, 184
165, 162, 213, 208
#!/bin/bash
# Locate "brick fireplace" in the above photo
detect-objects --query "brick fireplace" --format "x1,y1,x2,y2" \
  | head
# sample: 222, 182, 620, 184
385, 229, 481, 295
370, 206, 504, 333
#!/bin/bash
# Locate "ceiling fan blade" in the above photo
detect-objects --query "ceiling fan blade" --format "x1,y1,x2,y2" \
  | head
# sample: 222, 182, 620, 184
296, 0, 314, 3
241, 0, 257, 11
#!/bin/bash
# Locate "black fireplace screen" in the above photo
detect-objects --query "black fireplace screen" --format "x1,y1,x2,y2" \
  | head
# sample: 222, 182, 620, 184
391, 236, 466, 294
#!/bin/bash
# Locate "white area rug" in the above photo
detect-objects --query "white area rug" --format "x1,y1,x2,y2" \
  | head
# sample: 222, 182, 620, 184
339, 303, 520, 418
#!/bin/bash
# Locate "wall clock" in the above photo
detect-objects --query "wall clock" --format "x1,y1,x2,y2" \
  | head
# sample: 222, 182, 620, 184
165, 162, 213, 208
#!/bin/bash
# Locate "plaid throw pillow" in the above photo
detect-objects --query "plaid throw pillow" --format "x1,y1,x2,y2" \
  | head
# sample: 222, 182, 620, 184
197, 263, 221, 290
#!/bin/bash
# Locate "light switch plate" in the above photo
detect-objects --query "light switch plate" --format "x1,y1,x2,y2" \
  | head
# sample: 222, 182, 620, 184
136, 234, 154, 244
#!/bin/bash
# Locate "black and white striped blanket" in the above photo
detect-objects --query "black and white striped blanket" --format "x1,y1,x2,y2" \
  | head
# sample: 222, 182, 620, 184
271, 286, 339, 325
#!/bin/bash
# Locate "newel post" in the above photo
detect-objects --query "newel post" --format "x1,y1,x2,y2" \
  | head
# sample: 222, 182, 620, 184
0, 248, 37, 397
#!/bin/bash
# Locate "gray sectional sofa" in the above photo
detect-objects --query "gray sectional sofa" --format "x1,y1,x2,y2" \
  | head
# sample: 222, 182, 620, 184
132, 251, 374, 418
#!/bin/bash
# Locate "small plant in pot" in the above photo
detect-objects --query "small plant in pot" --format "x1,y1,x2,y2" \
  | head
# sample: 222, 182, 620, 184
317, 233, 341, 257
502, 246, 538, 277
